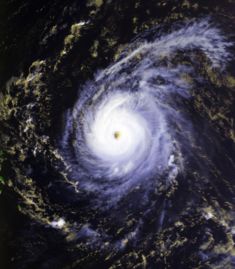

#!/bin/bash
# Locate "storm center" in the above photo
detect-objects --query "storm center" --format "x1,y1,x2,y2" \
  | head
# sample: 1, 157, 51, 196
114, 131, 121, 140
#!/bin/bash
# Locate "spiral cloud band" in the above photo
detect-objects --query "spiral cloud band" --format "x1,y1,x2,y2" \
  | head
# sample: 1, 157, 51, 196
60, 18, 231, 208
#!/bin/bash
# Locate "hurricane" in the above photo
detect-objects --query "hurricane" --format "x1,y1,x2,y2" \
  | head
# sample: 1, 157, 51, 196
60, 18, 231, 210
1, 12, 235, 269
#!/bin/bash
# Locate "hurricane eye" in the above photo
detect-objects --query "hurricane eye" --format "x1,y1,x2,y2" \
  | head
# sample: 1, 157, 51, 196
114, 131, 121, 140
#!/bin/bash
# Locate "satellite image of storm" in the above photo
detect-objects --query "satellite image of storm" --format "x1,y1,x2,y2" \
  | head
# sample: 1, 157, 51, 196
0, 1, 235, 269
